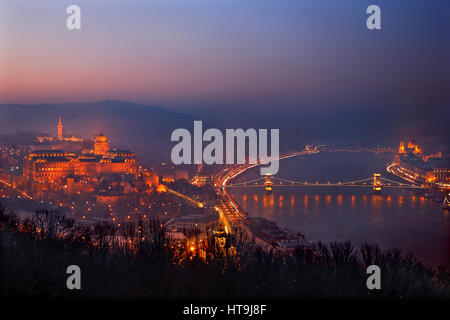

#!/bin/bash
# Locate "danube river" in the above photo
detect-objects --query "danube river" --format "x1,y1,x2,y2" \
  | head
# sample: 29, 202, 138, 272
229, 151, 450, 267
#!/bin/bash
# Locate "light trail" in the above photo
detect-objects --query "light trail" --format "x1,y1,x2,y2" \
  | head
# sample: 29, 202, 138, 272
166, 188, 204, 208
0, 178, 33, 200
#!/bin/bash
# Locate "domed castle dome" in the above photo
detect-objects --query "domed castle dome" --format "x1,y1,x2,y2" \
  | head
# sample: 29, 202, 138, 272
94, 133, 109, 155
95, 133, 108, 143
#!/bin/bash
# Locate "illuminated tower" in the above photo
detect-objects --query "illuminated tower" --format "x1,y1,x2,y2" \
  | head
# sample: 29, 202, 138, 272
57, 115, 63, 141
264, 173, 273, 193
373, 173, 382, 193
398, 141, 406, 154
414, 144, 421, 154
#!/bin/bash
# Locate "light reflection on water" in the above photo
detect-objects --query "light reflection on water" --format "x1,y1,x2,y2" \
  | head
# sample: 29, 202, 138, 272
229, 152, 450, 267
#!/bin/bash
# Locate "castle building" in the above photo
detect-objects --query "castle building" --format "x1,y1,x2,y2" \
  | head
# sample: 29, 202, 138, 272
23, 150, 71, 183
23, 144, 137, 184
23, 119, 137, 183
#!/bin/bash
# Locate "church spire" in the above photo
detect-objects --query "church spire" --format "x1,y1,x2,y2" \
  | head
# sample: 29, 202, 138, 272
398, 141, 406, 154
58, 114, 63, 141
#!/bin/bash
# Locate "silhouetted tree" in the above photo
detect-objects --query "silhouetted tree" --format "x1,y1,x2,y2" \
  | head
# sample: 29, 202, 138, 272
0, 206, 19, 232
0, 202, 448, 300
32, 210, 74, 240
92, 221, 115, 252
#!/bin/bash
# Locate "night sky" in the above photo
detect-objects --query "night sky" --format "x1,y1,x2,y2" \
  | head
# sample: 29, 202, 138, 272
1, 0, 448, 111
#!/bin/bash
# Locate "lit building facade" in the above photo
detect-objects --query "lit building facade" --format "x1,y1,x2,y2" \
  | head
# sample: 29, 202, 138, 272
398, 139, 421, 155
434, 167, 450, 184
192, 174, 213, 186
396, 138, 449, 186
23, 135, 137, 183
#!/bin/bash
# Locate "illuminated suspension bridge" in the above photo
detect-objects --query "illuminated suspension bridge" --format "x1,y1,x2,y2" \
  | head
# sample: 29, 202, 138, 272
225, 173, 425, 192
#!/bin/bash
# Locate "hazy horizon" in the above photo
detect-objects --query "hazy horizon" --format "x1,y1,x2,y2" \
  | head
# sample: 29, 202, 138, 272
0, 100, 448, 152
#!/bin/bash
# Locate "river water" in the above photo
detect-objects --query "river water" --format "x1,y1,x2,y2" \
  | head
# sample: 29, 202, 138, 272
229, 152, 450, 267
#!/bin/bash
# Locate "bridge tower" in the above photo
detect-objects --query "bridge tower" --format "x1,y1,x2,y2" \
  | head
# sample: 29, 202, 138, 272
264, 174, 273, 193
373, 173, 382, 193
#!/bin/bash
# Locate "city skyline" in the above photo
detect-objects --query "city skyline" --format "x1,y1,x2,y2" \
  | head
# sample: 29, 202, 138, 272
0, 0, 448, 304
